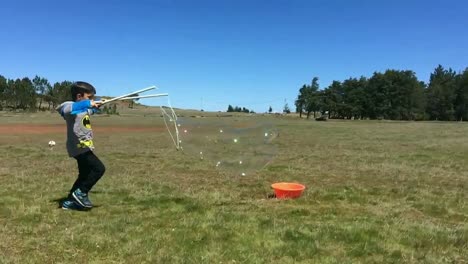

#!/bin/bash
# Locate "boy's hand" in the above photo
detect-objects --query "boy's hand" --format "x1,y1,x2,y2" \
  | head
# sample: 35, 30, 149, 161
91, 100, 102, 108
92, 99, 107, 108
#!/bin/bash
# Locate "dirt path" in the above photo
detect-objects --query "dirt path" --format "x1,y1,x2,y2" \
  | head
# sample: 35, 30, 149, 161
0, 124, 165, 134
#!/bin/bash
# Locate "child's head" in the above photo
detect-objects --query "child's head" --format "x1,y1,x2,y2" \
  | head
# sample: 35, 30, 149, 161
71, 81, 96, 101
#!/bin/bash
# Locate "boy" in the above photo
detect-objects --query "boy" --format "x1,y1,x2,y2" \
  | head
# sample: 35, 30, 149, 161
56, 81, 105, 210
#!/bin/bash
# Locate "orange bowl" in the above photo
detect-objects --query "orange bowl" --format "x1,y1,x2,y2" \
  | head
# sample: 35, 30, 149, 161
271, 182, 306, 199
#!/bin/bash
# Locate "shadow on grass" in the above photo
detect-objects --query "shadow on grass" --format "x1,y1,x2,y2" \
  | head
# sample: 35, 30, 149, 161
51, 196, 68, 207
267, 193, 276, 199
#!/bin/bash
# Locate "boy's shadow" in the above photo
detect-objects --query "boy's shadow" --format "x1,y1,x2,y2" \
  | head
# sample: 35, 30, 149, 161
51, 197, 68, 208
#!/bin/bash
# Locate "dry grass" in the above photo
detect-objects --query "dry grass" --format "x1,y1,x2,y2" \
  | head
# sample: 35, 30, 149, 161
0, 110, 467, 263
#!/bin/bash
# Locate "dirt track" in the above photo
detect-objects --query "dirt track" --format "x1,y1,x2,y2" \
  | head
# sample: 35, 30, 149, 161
0, 124, 165, 134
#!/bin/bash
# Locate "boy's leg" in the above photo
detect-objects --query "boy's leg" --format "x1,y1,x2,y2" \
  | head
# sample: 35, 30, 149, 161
69, 153, 91, 198
80, 151, 106, 193
71, 151, 105, 208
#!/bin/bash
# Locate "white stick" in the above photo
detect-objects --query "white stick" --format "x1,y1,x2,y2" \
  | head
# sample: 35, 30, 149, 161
98, 86, 157, 105
118, 93, 168, 100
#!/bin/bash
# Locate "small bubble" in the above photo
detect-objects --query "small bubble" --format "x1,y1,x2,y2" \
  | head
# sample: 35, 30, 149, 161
219, 129, 223, 133
233, 139, 238, 143
239, 160, 243, 165
241, 172, 246, 176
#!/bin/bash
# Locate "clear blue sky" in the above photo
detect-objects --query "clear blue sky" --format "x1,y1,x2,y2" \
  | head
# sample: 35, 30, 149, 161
1, 0, 467, 112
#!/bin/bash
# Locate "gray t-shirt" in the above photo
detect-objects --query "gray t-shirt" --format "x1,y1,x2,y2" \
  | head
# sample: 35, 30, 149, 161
56, 100, 96, 157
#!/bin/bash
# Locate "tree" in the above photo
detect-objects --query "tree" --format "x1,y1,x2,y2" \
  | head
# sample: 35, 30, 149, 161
7, 78, 36, 111
44, 82, 56, 110
21, 77, 37, 110
316, 90, 329, 116
268, 106, 273, 113
283, 103, 291, 114
364, 70, 424, 120
454, 68, 468, 121
323, 81, 343, 119
426, 65, 458, 120
295, 77, 321, 119
227, 105, 251, 113
365, 72, 390, 119
0, 75, 6, 110
341, 77, 367, 119
112, 104, 118, 115
32, 76, 51, 110
295, 84, 307, 118
3, 78, 15, 109
303, 77, 321, 119
51, 81, 73, 108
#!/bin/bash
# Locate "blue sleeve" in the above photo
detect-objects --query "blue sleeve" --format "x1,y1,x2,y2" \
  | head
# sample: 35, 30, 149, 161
70, 100, 92, 115
89, 108, 100, 115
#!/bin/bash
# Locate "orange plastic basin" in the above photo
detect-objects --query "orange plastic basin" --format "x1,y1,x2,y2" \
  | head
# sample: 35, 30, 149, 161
271, 182, 306, 199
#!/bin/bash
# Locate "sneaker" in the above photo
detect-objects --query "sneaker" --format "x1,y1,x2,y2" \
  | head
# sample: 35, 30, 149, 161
72, 188, 93, 208
62, 200, 85, 210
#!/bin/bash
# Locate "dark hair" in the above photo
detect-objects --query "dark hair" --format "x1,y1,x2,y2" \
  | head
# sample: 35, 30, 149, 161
71, 81, 96, 101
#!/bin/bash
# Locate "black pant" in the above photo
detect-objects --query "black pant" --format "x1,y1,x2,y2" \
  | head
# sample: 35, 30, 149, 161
69, 151, 106, 195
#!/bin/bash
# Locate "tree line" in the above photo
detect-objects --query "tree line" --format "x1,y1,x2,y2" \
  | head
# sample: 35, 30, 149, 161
295, 65, 468, 121
0, 75, 72, 111
227, 105, 254, 113
0, 75, 128, 114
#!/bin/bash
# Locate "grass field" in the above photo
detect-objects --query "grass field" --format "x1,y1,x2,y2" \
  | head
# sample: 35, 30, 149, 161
1, 109, 467, 263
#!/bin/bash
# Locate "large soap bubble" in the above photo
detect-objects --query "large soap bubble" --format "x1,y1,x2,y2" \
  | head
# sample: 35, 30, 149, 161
177, 116, 278, 176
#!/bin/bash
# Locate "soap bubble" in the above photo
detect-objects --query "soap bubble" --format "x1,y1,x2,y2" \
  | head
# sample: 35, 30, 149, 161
177, 116, 278, 176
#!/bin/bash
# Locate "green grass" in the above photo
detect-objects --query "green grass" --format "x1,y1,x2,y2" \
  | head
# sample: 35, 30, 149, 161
1, 111, 468, 263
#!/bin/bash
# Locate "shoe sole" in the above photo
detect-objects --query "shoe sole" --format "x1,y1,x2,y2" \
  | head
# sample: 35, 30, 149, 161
72, 192, 93, 208
62, 205, 88, 211
62, 200, 83, 210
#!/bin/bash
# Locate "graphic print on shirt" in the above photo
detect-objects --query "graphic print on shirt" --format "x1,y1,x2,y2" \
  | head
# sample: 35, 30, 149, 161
82, 114, 92, 129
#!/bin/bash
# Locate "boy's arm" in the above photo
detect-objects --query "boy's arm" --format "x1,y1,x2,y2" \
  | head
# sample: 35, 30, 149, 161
56, 102, 74, 117
57, 100, 101, 116
70, 100, 92, 115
